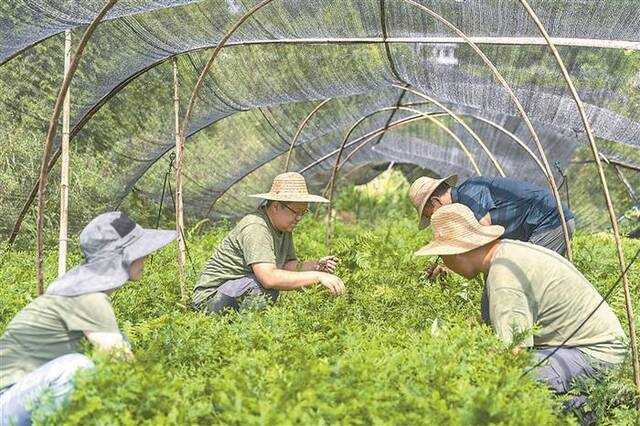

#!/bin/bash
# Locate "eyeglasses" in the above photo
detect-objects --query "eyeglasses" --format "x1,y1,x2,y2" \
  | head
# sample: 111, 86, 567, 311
280, 202, 308, 220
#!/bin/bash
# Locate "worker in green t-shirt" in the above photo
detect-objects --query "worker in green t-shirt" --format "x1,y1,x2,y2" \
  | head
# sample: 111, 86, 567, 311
193, 172, 346, 314
0, 212, 175, 426
414, 203, 627, 415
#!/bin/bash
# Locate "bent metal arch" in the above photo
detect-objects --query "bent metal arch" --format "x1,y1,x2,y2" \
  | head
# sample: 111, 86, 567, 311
286, 99, 548, 180
207, 107, 551, 218
175, 0, 571, 262
206, 107, 552, 218
31, 0, 638, 390
323, 104, 486, 249
520, 0, 639, 393
15, 9, 634, 246
323, 102, 559, 248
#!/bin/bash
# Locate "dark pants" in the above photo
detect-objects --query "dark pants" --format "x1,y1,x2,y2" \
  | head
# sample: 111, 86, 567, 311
533, 347, 613, 422
529, 218, 576, 256
203, 275, 278, 314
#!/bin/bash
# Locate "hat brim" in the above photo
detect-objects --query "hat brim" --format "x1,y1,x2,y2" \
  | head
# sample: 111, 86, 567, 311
418, 174, 458, 230
47, 226, 177, 298
124, 229, 177, 263
249, 193, 329, 203
414, 224, 504, 256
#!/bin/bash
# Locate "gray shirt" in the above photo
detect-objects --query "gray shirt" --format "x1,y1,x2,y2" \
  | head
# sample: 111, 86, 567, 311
483, 240, 627, 364
193, 208, 296, 306
0, 293, 119, 392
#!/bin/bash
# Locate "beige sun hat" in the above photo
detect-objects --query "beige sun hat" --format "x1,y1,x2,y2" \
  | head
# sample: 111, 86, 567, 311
408, 175, 458, 229
249, 172, 329, 203
414, 203, 504, 256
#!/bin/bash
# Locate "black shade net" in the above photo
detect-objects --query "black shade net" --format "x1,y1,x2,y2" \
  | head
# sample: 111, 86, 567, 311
0, 0, 638, 242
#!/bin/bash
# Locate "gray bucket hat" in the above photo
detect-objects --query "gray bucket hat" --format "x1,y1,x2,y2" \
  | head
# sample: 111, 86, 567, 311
46, 212, 176, 297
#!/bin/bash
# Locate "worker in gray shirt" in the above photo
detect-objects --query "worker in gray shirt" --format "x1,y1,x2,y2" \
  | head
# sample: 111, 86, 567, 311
414, 203, 626, 415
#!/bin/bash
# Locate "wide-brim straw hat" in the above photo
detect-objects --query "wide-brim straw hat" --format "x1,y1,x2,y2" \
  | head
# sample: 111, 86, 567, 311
249, 172, 329, 203
408, 174, 458, 229
414, 203, 504, 256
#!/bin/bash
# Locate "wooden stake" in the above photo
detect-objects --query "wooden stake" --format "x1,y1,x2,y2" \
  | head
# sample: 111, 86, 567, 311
57, 30, 72, 278
612, 165, 639, 206
173, 57, 187, 302
36, 0, 117, 295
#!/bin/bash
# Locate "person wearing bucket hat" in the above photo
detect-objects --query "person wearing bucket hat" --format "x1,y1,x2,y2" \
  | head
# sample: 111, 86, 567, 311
0, 212, 176, 426
408, 175, 576, 256
193, 172, 346, 314
415, 203, 626, 414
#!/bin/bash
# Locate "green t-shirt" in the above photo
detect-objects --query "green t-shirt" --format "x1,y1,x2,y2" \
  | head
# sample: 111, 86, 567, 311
484, 240, 627, 364
0, 292, 119, 392
193, 208, 297, 306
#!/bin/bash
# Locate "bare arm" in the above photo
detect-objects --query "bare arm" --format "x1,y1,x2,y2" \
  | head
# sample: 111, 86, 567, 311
283, 256, 339, 273
283, 260, 317, 272
84, 331, 132, 355
252, 263, 345, 295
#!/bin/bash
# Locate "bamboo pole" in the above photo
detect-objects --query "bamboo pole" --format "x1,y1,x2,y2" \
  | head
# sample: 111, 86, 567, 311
570, 158, 640, 172
173, 57, 187, 303
611, 166, 639, 205
284, 99, 331, 172
207, 108, 549, 219
57, 30, 72, 278
179, 0, 275, 174
519, 0, 640, 391
325, 105, 482, 249
36, 0, 118, 295
399, 0, 573, 262
391, 85, 504, 176
604, 158, 640, 173
3, 35, 638, 68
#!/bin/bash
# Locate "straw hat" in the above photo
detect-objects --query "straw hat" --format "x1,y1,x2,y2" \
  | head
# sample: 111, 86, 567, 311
414, 203, 504, 256
249, 172, 329, 203
408, 175, 458, 229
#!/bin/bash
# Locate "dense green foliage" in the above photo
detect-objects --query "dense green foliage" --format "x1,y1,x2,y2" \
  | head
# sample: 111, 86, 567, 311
1, 182, 639, 425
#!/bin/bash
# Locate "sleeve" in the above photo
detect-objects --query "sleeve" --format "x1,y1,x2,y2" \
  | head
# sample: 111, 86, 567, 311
457, 181, 496, 220
63, 293, 119, 333
286, 235, 297, 262
239, 223, 277, 266
487, 268, 535, 348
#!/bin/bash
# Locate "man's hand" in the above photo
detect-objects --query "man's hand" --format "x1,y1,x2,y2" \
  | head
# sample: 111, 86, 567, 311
317, 272, 346, 295
316, 255, 340, 274
424, 264, 451, 280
